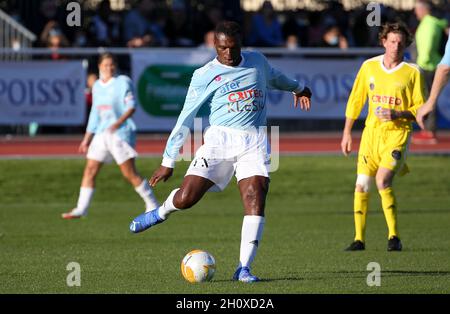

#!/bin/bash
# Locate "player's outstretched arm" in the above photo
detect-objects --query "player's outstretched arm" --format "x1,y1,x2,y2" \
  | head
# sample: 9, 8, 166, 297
149, 165, 174, 187
416, 64, 450, 129
293, 87, 312, 110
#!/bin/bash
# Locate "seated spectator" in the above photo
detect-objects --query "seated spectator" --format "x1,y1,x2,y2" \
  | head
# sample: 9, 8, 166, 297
165, 0, 195, 47
123, 0, 167, 47
247, 1, 283, 47
282, 10, 309, 47
317, 24, 348, 49
286, 34, 299, 50
88, 0, 122, 46
198, 30, 215, 49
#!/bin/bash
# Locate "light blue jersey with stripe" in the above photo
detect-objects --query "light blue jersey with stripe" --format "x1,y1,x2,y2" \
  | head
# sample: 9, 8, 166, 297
87, 75, 137, 146
439, 37, 450, 66
163, 50, 303, 167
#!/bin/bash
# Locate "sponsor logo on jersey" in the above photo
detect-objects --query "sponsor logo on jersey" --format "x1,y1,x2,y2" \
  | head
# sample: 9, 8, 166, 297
371, 94, 402, 106
218, 80, 241, 94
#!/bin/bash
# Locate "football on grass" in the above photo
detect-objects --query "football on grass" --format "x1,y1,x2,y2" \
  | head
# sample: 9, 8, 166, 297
181, 250, 216, 283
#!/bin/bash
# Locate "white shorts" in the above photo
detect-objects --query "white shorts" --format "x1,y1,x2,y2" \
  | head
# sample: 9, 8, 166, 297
186, 125, 270, 192
87, 131, 138, 165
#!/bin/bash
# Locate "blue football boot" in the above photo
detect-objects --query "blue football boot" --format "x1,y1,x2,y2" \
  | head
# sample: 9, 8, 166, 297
232, 266, 260, 283
130, 209, 164, 233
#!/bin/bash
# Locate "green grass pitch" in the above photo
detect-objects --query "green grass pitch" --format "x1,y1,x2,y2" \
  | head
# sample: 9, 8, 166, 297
0, 156, 449, 293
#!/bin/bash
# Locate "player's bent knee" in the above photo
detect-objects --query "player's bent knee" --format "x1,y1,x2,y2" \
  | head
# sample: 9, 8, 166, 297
375, 177, 392, 190
355, 174, 372, 193
173, 189, 199, 210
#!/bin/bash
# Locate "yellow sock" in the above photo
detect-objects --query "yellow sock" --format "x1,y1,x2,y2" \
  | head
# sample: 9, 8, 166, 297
379, 187, 399, 239
354, 191, 369, 242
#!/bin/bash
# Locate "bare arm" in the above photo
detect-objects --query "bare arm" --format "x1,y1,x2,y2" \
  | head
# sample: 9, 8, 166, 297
341, 118, 355, 156
416, 64, 450, 129
79, 132, 94, 154
108, 108, 136, 132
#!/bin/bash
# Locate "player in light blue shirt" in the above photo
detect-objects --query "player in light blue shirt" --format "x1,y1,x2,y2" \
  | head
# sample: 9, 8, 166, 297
416, 35, 450, 129
87, 73, 137, 146
130, 21, 312, 282
62, 53, 159, 219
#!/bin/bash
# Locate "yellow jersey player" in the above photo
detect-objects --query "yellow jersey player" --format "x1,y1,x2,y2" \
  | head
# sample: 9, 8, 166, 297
341, 22, 426, 251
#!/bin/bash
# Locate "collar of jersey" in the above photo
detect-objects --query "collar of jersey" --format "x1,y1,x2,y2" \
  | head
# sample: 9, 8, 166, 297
98, 76, 116, 87
380, 55, 404, 74
212, 54, 245, 68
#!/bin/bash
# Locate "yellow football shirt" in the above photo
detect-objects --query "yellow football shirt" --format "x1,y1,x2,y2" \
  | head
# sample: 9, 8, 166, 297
345, 55, 427, 130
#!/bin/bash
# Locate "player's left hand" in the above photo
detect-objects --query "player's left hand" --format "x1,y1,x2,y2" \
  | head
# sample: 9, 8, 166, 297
293, 87, 312, 110
108, 123, 119, 133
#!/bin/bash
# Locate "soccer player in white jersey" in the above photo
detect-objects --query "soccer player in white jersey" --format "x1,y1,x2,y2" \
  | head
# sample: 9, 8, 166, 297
129, 21, 312, 283
62, 53, 159, 219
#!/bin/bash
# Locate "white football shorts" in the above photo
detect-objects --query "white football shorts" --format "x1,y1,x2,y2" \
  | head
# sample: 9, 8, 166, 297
186, 125, 270, 192
87, 131, 138, 165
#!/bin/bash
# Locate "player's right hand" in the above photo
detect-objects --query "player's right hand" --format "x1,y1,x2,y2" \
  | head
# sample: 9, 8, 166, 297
78, 141, 89, 154
416, 101, 434, 130
149, 166, 173, 187
341, 133, 352, 156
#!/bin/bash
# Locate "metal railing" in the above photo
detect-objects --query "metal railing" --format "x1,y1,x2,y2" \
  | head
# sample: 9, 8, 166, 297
0, 8, 36, 61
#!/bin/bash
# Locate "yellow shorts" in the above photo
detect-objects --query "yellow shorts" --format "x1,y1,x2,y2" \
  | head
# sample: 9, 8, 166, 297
357, 127, 411, 177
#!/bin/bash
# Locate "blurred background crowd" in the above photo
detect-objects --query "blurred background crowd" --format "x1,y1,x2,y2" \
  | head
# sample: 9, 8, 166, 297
1, 0, 449, 52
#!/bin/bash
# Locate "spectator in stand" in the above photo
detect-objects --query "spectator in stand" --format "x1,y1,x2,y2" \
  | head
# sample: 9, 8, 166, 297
40, 21, 69, 60
165, 0, 195, 47
282, 10, 309, 48
247, 1, 283, 47
123, 0, 167, 47
88, 0, 122, 47
193, 5, 224, 45
317, 23, 349, 49
286, 34, 299, 50
198, 30, 215, 50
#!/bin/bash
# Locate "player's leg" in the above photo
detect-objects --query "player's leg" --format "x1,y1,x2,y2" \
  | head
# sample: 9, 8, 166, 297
62, 158, 102, 219
346, 128, 377, 251
118, 158, 159, 212
346, 174, 373, 251
376, 167, 402, 251
377, 129, 409, 251
233, 175, 269, 283
130, 127, 235, 233
129, 175, 215, 233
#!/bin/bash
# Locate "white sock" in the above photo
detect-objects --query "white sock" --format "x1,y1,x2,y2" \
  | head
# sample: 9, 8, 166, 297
135, 179, 159, 212
239, 215, 265, 269
157, 188, 181, 220
72, 187, 95, 216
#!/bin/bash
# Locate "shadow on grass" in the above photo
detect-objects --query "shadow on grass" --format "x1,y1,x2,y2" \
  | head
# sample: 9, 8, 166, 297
212, 277, 305, 283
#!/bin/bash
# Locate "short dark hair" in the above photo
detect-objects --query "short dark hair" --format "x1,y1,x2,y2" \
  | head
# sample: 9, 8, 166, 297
214, 21, 242, 40
378, 22, 413, 47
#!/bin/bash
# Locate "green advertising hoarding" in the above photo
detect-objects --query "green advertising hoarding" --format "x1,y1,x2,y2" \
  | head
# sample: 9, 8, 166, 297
137, 65, 210, 117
